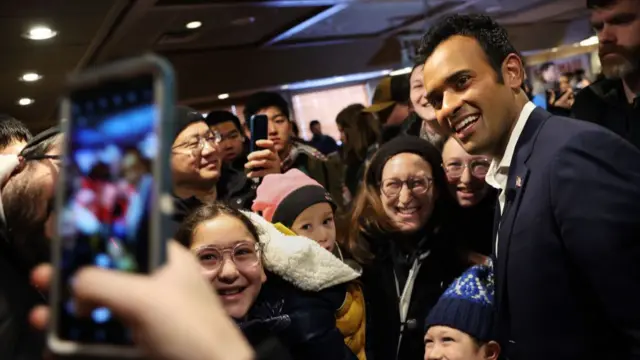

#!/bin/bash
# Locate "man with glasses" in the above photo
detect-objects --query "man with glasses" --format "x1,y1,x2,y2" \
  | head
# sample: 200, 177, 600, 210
0, 126, 62, 358
171, 107, 281, 225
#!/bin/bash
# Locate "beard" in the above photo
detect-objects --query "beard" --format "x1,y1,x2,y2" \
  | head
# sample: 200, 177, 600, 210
599, 43, 640, 79
2, 172, 51, 270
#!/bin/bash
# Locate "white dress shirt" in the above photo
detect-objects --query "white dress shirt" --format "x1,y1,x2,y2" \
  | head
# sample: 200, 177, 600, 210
485, 101, 536, 253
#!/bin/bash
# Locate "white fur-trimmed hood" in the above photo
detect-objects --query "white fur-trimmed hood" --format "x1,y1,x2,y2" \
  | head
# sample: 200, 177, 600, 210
241, 210, 361, 292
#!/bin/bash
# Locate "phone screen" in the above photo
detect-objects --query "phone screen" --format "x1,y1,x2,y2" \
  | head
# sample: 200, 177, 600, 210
250, 114, 268, 153
57, 74, 157, 345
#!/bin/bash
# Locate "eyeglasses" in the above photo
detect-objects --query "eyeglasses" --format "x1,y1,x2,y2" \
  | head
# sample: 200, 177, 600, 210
173, 131, 222, 156
380, 177, 433, 198
193, 242, 262, 272
22, 154, 62, 162
443, 158, 491, 179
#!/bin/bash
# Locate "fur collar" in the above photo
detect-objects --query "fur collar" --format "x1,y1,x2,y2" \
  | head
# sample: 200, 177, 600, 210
242, 210, 361, 291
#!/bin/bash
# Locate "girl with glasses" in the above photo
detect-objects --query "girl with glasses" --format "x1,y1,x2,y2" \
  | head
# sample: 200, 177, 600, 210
175, 202, 357, 360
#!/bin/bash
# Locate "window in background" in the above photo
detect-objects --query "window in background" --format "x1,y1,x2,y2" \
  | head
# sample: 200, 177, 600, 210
291, 84, 370, 141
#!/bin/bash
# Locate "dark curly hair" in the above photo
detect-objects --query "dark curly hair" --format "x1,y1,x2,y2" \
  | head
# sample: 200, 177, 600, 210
416, 14, 520, 84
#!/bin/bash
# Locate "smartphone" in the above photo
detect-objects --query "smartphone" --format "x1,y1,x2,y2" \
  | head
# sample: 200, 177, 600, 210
49, 54, 176, 357
249, 114, 269, 153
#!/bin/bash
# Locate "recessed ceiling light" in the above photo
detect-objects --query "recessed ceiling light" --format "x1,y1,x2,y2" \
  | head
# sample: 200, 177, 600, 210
218, 93, 230, 100
186, 21, 202, 29
18, 98, 34, 106
24, 26, 57, 40
20, 72, 42, 82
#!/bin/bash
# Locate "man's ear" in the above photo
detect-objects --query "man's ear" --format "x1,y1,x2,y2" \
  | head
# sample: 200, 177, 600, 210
482, 340, 501, 360
501, 53, 524, 90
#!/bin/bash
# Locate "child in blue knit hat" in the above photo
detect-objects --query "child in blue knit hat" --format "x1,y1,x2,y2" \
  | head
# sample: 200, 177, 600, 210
423, 264, 501, 360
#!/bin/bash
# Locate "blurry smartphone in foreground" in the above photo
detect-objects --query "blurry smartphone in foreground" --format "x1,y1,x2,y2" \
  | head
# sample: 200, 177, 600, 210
49, 54, 175, 358
249, 114, 269, 153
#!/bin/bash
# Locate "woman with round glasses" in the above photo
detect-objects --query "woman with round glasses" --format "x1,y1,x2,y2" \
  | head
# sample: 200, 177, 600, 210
342, 136, 467, 360
442, 136, 497, 259
175, 202, 357, 360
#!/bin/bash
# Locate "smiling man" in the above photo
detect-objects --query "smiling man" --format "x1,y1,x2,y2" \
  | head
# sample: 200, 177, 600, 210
418, 14, 640, 360
573, 0, 640, 149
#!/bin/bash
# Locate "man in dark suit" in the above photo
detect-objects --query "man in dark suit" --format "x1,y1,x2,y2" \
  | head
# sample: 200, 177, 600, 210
418, 14, 640, 360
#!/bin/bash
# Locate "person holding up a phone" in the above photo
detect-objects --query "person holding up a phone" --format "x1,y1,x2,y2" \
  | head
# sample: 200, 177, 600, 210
30, 242, 257, 360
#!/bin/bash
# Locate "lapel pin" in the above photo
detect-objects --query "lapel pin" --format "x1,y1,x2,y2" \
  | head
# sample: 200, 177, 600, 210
515, 176, 522, 188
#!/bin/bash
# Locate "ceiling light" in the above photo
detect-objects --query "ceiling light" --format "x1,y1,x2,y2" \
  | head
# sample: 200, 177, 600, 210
20, 72, 42, 82
580, 35, 598, 47
186, 21, 202, 29
218, 93, 229, 100
281, 84, 290, 90
18, 98, 34, 106
24, 26, 57, 40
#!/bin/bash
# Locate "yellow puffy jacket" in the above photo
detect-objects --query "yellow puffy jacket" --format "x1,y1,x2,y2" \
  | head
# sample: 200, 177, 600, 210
273, 223, 367, 360
336, 281, 367, 360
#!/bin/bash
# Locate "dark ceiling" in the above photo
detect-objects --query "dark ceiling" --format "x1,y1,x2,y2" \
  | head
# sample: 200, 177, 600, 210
0, 0, 592, 132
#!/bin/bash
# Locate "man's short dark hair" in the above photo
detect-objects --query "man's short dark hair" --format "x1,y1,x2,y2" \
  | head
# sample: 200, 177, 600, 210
587, 0, 616, 9
243, 92, 290, 122
0, 115, 32, 150
540, 62, 555, 73
416, 14, 520, 83
309, 120, 320, 129
205, 111, 243, 133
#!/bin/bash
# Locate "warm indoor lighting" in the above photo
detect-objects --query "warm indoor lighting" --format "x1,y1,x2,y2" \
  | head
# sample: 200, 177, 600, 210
580, 36, 598, 47
18, 98, 34, 106
186, 21, 202, 29
24, 26, 57, 40
218, 93, 230, 100
20, 72, 42, 82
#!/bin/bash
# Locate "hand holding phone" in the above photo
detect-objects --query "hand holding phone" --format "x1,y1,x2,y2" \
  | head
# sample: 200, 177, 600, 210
245, 115, 281, 178
33, 242, 255, 360
245, 139, 281, 178
49, 54, 175, 358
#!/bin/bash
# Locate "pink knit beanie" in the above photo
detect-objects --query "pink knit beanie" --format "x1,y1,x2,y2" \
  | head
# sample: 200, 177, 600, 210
252, 169, 335, 227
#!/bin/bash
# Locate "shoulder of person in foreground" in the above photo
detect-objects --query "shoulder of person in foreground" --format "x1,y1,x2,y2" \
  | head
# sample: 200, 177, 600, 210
548, 121, 640, 346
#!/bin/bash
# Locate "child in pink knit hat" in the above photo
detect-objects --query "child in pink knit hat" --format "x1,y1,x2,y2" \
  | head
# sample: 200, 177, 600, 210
252, 168, 337, 252
252, 169, 368, 360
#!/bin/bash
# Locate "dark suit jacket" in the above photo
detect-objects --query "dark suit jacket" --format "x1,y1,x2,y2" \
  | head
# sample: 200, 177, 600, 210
494, 107, 640, 360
